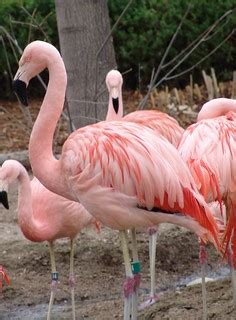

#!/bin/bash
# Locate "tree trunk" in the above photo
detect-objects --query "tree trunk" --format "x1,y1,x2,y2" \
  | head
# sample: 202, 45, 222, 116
55, 0, 117, 129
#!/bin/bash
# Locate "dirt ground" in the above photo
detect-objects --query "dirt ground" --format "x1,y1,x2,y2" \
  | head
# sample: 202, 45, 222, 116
1, 99, 236, 319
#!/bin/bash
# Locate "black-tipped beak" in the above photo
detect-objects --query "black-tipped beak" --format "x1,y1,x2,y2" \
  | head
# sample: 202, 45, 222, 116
112, 97, 119, 114
13, 79, 28, 106
0, 191, 9, 209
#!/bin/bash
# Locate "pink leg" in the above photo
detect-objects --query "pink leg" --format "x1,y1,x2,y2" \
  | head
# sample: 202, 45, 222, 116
227, 244, 236, 308
199, 242, 207, 320
50, 272, 59, 293
47, 242, 58, 320
120, 231, 134, 320
130, 228, 141, 319
69, 239, 76, 320
139, 226, 159, 310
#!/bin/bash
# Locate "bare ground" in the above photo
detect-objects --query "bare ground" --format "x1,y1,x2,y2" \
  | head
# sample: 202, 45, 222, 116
0, 99, 236, 319
0, 181, 235, 319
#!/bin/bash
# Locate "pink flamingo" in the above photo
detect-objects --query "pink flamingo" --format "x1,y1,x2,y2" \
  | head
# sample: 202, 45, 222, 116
105, 69, 184, 306
13, 41, 221, 320
178, 97, 236, 318
0, 159, 97, 320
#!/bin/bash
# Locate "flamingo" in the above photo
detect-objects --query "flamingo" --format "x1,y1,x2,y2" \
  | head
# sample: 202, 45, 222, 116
105, 70, 184, 147
178, 97, 236, 318
13, 41, 221, 320
105, 69, 184, 306
0, 159, 97, 320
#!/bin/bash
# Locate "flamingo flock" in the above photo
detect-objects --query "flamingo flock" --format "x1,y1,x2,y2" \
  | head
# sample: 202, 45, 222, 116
0, 40, 235, 319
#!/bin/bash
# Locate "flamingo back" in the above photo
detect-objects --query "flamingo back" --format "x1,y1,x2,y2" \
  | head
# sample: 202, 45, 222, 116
123, 110, 184, 147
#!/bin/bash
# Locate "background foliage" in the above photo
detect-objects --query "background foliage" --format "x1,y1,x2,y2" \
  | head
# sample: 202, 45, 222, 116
0, 0, 235, 97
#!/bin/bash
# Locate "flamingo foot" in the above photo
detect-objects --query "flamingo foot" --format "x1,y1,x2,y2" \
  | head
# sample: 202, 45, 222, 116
138, 293, 160, 311
147, 226, 158, 236
123, 276, 136, 298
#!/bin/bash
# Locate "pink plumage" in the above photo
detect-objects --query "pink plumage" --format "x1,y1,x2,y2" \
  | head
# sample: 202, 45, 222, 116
179, 98, 236, 260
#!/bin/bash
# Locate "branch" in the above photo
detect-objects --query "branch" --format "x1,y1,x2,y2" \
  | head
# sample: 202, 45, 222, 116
10, 20, 38, 28
0, 35, 13, 80
162, 8, 233, 70
20, 6, 49, 41
28, 8, 37, 44
67, 99, 107, 106
39, 11, 53, 27
165, 28, 235, 81
0, 26, 22, 53
139, 8, 235, 108
69, 115, 103, 123
139, 2, 192, 109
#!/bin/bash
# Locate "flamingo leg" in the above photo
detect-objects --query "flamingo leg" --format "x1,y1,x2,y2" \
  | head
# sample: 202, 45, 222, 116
138, 227, 159, 311
69, 238, 76, 320
130, 228, 141, 320
149, 227, 159, 302
120, 230, 134, 320
231, 268, 236, 308
199, 242, 207, 320
227, 244, 236, 308
47, 241, 58, 320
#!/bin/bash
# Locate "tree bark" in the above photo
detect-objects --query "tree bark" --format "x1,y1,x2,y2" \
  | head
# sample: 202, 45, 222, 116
55, 0, 117, 128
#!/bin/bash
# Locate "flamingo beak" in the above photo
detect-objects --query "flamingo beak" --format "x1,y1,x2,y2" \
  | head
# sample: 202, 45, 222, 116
111, 88, 119, 114
0, 191, 9, 210
12, 79, 28, 106
112, 97, 119, 114
13, 65, 29, 106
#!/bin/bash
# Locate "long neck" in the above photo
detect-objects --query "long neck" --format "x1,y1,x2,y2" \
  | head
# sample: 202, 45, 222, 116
16, 167, 36, 240
106, 88, 123, 121
198, 98, 236, 121
29, 58, 68, 197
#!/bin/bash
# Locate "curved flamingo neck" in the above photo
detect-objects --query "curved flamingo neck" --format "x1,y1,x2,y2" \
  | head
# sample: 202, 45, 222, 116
4, 162, 38, 241
106, 87, 123, 121
29, 57, 68, 198
198, 98, 236, 121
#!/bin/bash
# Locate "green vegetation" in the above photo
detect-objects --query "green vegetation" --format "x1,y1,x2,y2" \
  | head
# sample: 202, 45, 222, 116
0, 0, 235, 96
108, 0, 236, 88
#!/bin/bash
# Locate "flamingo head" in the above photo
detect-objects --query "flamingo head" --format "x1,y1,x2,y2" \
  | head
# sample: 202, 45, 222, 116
13, 40, 63, 106
105, 69, 123, 114
0, 190, 9, 210
0, 164, 10, 210
0, 160, 25, 210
